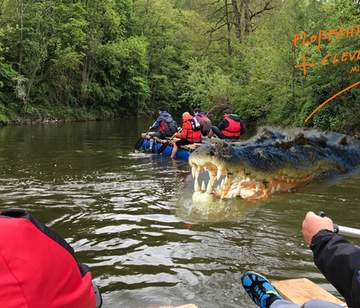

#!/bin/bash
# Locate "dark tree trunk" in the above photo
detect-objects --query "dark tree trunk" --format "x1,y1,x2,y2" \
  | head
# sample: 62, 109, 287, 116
231, 0, 242, 42
224, 0, 232, 54
244, 0, 251, 37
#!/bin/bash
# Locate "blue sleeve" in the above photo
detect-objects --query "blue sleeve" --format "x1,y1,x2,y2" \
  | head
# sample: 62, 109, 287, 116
151, 116, 163, 129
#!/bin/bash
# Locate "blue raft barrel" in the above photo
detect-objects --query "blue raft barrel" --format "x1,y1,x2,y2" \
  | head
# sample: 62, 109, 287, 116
141, 138, 198, 160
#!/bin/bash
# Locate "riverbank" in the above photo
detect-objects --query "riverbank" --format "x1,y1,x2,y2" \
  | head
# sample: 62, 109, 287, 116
1, 103, 359, 139
0, 104, 132, 126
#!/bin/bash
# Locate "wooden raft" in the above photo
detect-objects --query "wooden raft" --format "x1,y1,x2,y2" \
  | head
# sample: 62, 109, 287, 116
181, 143, 202, 151
156, 279, 344, 308
143, 134, 202, 152
154, 137, 202, 152
272, 278, 345, 306
160, 137, 202, 151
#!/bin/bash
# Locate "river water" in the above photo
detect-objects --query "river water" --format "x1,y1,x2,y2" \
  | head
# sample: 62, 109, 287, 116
0, 119, 359, 308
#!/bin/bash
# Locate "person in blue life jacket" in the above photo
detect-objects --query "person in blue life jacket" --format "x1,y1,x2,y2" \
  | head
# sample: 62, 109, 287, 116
193, 108, 212, 137
209, 111, 242, 140
241, 211, 360, 308
148, 107, 177, 139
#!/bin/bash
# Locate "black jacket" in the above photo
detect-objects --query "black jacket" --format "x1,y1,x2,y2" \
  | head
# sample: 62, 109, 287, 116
311, 229, 360, 307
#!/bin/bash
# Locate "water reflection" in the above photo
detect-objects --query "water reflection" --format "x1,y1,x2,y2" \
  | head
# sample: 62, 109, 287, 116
0, 120, 358, 307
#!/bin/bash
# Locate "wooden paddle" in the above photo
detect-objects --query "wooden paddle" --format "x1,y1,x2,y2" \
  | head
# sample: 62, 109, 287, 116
134, 137, 145, 150
134, 128, 152, 150
157, 129, 181, 154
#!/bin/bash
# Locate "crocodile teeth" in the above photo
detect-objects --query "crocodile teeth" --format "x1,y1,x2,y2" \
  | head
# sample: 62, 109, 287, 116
206, 181, 213, 194
191, 166, 195, 178
195, 167, 200, 179
201, 181, 206, 191
228, 184, 237, 198
194, 178, 200, 192
206, 173, 215, 194
216, 169, 222, 181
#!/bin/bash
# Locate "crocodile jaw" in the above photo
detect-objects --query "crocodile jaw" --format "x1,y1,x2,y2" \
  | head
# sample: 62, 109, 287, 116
188, 160, 311, 200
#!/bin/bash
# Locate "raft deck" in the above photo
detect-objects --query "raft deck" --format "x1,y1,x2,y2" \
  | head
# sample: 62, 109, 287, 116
140, 134, 202, 160
153, 136, 202, 151
273, 278, 345, 306
155, 279, 344, 308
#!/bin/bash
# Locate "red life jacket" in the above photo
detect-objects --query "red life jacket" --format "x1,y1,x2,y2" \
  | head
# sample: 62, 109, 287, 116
159, 120, 166, 133
186, 119, 202, 142
159, 119, 177, 137
176, 117, 202, 143
222, 115, 241, 138
0, 209, 97, 308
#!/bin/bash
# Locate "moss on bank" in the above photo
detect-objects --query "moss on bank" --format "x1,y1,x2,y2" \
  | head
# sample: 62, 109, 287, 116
0, 103, 125, 126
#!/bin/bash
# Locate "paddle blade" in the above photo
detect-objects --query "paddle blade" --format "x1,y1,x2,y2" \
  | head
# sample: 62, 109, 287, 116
157, 142, 169, 154
134, 138, 144, 150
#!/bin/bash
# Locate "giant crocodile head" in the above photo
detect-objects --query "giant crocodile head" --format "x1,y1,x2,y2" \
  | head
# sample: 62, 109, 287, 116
189, 127, 360, 201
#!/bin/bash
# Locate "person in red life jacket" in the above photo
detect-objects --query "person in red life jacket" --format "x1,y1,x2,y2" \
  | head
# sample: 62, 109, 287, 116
0, 209, 102, 308
171, 112, 202, 159
194, 108, 212, 137
209, 113, 242, 139
148, 107, 177, 139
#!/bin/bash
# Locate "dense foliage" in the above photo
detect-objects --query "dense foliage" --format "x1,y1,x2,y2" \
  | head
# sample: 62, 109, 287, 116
0, 0, 148, 122
0, 0, 359, 133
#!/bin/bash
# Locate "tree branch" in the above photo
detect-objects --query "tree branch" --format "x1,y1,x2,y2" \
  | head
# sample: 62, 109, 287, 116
207, 4, 227, 19
249, 1, 275, 20
204, 21, 228, 35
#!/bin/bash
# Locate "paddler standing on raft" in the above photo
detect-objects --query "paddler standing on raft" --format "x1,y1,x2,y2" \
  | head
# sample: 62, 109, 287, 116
171, 112, 202, 159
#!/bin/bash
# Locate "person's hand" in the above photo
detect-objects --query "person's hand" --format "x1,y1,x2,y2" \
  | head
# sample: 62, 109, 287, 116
302, 211, 334, 245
